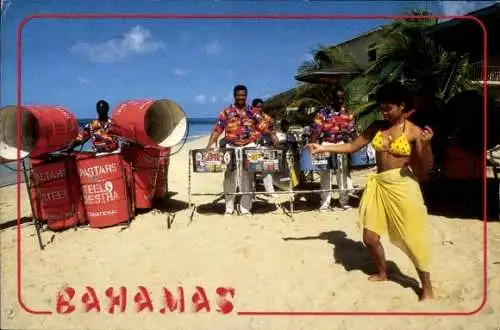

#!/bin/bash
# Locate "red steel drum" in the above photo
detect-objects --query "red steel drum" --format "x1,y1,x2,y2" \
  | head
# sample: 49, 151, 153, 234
154, 147, 171, 199
0, 105, 79, 160
76, 152, 132, 228
442, 146, 483, 180
29, 155, 86, 231
110, 99, 187, 148
122, 144, 165, 209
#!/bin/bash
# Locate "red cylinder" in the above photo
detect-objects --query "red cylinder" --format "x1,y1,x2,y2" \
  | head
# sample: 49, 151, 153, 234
29, 155, 86, 231
110, 99, 187, 148
122, 144, 164, 209
75, 152, 132, 228
0, 105, 79, 160
442, 146, 483, 180
154, 147, 171, 199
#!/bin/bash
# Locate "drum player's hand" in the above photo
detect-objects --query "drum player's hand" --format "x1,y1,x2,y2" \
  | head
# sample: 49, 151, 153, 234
306, 143, 322, 154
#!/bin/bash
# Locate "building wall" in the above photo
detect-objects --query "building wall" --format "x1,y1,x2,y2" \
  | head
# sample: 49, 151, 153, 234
336, 28, 388, 69
332, 28, 390, 104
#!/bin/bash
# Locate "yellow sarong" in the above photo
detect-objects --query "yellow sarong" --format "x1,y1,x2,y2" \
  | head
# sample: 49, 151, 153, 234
358, 166, 431, 272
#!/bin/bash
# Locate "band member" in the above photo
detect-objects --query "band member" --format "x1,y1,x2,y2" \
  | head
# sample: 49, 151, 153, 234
307, 81, 434, 300
309, 86, 356, 211
70, 100, 119, 153
206, 85, 269, 216
276, 119, 293, 144
252, 98, 279, 196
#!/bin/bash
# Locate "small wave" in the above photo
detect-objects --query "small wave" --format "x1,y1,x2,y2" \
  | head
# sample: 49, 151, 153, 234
186, 134, 208, 141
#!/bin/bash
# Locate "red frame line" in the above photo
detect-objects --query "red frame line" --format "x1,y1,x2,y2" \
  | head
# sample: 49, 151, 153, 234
16, 13, 489, 316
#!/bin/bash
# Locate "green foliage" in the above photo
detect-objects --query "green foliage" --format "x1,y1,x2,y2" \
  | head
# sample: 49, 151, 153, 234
289, 9, 476, 134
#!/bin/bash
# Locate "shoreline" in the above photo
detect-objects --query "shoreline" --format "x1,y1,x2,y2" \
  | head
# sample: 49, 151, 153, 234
0, 134, 211, 188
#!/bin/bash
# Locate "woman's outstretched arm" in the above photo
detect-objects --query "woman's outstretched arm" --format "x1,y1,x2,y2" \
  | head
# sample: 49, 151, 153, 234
307, 123, 379, 155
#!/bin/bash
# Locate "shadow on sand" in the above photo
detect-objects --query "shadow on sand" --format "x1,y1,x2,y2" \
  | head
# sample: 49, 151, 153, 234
135, 192, 189, 216
0, 216, 34, 231
195, 198, 278, 215
283, 230, 422, 298
278, 181, 363, 212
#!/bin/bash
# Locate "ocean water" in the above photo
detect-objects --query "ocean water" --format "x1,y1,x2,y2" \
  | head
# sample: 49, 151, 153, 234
0, 117, 215, 187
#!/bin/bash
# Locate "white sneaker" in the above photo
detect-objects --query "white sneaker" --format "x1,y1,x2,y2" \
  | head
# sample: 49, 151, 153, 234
240, 209, 252, 216
319, 205, 330, 212
224, 210, 234, 217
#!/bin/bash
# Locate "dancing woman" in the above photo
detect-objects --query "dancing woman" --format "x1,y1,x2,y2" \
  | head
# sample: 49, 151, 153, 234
307, 81, 434, 300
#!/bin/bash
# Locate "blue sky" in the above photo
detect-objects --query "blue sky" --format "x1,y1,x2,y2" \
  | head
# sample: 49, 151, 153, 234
0, 0, 496, 118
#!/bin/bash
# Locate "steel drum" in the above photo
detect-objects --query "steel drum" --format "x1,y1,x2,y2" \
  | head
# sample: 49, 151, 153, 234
243, 147, 284, 173
299, 147, 332, 172
191, 148, 236, 173
351, 143, 376, 167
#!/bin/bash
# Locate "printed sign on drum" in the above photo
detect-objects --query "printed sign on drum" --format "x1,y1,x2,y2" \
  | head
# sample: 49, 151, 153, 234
243, 148, 282, 173
191, 148, 235, 173
299, 147, 332, 172
311, 152, 330, 166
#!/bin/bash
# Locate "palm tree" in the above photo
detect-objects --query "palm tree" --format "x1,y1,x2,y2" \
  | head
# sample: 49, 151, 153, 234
293, 10, 479, 133
292, 45, 367, 127
360, 10, 476, 101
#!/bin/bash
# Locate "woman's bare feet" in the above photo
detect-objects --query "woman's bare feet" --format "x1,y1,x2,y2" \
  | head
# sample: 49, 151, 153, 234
419, 287, 434, 301
368, 273, 388, 281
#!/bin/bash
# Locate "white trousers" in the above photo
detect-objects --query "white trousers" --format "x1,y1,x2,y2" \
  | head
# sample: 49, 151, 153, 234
223, 143, 256, 213
262, 173, 275, 193
319, 142, 353, 208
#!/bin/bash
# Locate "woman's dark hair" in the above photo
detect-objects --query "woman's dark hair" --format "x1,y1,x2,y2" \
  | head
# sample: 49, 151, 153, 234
375, 81, 413, 111
252, 98, 264, 107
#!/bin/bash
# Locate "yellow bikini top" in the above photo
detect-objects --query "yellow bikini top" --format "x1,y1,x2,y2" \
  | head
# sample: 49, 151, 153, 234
371, 121, 411, 157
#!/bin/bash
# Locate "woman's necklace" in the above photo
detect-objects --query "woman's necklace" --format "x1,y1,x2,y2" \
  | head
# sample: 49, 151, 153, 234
381, 121, 405, 151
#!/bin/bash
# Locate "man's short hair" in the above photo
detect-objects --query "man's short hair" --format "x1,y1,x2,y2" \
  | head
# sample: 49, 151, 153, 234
252, 98, 264, 107
233, 85, 248, 95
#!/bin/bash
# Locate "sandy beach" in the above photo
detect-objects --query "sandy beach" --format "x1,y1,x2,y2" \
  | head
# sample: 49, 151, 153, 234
1, 136, 499, 330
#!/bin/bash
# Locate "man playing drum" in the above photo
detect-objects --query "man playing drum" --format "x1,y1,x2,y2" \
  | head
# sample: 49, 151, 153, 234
206, 85, 272, 216
309, 86, 356, 211
251, 98, 279, 197
69, 100, 119, 153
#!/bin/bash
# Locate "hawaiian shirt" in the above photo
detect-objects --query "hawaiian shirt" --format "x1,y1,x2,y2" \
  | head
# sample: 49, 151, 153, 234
75, 119, 119, 152
259, 111, 275, 133
253, 107, 276, 146
309, 106, 357, 144
214, 104, 267, 146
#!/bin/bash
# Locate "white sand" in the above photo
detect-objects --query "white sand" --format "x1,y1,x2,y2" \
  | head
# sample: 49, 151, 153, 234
1, 136, 499, 330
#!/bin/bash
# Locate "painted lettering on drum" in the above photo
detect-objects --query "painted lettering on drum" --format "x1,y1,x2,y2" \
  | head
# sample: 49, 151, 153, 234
87, 209, 118, 218
40, 189, 68, 203
33, 168, 66, 183
81, 181, 122, 205
76, 153, 130, 228
78, 163, 119, 180
29, 156, 85, 230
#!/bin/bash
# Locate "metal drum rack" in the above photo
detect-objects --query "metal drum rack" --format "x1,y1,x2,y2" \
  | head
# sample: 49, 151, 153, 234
187, 145, 365, 223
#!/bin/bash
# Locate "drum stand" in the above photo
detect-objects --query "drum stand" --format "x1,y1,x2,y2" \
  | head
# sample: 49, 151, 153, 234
284, 153, 363, 215
187, 147, 294, 223
21, 159, 45, 250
